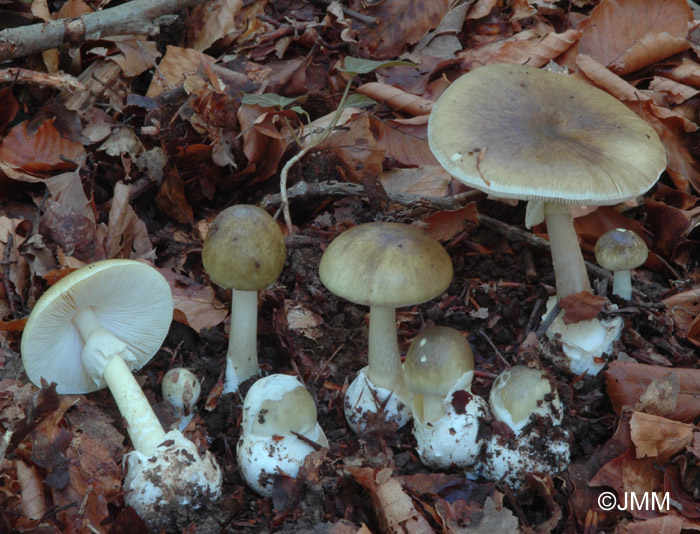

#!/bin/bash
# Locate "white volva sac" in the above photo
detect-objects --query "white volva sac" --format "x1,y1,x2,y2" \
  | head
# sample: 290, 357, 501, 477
237, 374, 328, 496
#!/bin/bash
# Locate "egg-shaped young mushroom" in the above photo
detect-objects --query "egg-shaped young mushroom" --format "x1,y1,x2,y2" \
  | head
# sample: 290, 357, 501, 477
162, 367, 201, 431
319, 222, 453, 432
404, 326, 489, 471
595, 228, 648, 300
202, 204, 286, 394
237, 374, 328, 496
483, 365, 569, 489
21, 260, 222, 530
428, 64, 666, 375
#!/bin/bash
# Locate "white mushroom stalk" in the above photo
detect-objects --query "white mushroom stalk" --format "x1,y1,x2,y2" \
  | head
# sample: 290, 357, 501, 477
202, 205, 286, 394
237, 374, 328, 496
20, 260, 222, 530
483, 366, 570, 489
318, 222, 453, 433
428, 64, 666, 376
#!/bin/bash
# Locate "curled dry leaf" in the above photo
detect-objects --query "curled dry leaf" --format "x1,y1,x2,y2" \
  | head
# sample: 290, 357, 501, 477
649, 76, 700, 105
0, 119, 85, 182
629, 411, 693, 464
667, 60, 700, 88
663, 287, 700, 340
146, 45, 216, 97
110, 39, 161, 78
486, 28, 583, 68
605, 361, 700, 423
373, 115, 439, 167
356, 82, 433, 116
15, 459, 44, 521
187, 0, 242, 52
414, 203, 478, 242
235, 105, 290, 184
353, 0, 449, 59
284, 300, 323, 341
105, 182, 154, 260
575, 0, 691, 75
380, 166, 453, 198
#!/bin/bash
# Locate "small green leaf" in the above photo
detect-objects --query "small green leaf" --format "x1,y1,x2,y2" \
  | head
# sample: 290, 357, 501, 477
344, 93, 378, 108
339, 57, 416, 74
241, 92, 300, 109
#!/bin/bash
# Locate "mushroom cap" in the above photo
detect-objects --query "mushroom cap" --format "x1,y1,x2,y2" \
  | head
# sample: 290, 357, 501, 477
202, 205, 286, 291
21, 259, 174, 394
242, 374, 319, 438
319, 222, 453, 308
489, 365, 561, 434
162, 368, 201, 415
428, 63, 666, 205
594, 228, 648, 271
404, 326, 475, 398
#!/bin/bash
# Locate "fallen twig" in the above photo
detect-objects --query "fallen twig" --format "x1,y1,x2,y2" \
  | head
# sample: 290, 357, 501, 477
0, 68, 86, 91
0, 0, 211, 61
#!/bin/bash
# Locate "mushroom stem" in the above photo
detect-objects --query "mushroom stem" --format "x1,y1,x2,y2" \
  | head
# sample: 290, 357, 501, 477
367, 306, 410, 404
72, 307, 166, 455
225, 289, 259, 393
421, 394, 445, 424
104, 356, 166, 454
544, 204, 591, 300
612, 269, 632, 300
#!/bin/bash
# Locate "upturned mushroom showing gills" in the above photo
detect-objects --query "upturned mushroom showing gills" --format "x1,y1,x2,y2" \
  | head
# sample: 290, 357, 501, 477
403, 326, 489, 472
483, 365, 570, 489
21, 260, 222, 529
319, 222, 453, 432
595, 228, 648, 300
202, 204, 286, 394
237, 374, 328, 496
428, 64, 666, 375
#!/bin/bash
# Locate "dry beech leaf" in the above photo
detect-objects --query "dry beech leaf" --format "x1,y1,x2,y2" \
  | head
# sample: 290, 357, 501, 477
667, 60, 700, 88
0, 119, 84, 179
284, 300, 323, 341
105, 182, 153, 260
576, 0, 692, 74
415, 203, 478, 242
467, 0, 497, 19
235, 105, 289, 184
156, 167, 195, 225
380, 166, 453, 198
110, 39, 161, 78
354, 0, 449, 59
356, 82, 433, 116
346, 466, 433, 534
649, 76, 700, 105
146, 46, 216, 97
629, 411, 693, 463
558, 291, 605, 325
663, 288, 700, 337
373, 115, 438, 167
157, 268, 228, 333
188, 0, 243, 52
487, 29, 582, 68
15, 459, 45, 521
605, 361, 700, 423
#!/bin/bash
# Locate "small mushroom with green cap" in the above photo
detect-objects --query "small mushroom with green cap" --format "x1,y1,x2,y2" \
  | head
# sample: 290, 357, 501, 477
428, 63, 666, 375
595, 228, 648, 300
403, 326, 489, 471
20, 259, 222, 530
202, 204, 286, 394
319, 222, 453, 432
483, 366, 570, 489
162, 367, 201, 431
237, 374, 328, 496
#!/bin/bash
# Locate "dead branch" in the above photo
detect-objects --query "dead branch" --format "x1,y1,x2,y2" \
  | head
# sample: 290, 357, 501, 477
0, 68, 85, 92
260, 179, 614, 284
0, 0, 211, 61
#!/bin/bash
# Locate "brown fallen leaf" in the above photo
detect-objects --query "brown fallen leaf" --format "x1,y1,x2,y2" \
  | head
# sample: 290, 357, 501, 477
356, 82, 433, 116
629, 411, 693, 464
649, 76, 700, 105
605, 361, 700, 423
146, 45, 216, 97
373, 115, 439, 167
379, 166, 453, 199
15, 459, 45, 521
486, 28, 582, 68
414, 203, 478, 242
558, 291, 605, 325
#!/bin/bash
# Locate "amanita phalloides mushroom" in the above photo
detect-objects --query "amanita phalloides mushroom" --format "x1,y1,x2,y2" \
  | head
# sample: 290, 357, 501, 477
595, 228, 648, 300
21, 260, 222, 529
162, 367, 201, 431
428, 63, 666, 375
403, 326, 489, 472
202, 204, 286, 393
483, 365, 570, 489
237, 374, 328, 496
319, 222, 453, 432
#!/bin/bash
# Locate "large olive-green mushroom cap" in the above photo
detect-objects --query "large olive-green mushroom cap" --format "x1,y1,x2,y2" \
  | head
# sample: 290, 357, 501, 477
202, 205, 286, 291
428, 63, 666, 205
319, 222, 453, 308
21, 259, 174, 394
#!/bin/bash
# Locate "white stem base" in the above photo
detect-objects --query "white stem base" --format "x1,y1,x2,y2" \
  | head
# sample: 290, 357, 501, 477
224, 289, 260, 394
344, 367, 411, 433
